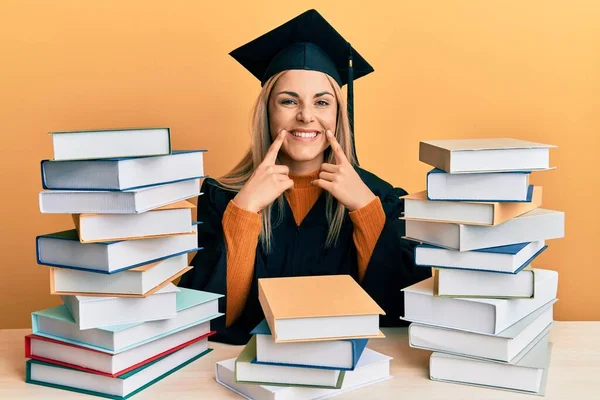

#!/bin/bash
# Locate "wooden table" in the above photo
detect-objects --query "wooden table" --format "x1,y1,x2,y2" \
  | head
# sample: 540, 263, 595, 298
1, 323, 598, 399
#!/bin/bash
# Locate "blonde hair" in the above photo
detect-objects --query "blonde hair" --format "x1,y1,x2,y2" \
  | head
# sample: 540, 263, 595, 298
215, 70, 357, 253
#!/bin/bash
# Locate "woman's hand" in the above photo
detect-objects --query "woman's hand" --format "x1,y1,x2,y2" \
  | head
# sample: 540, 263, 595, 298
312, 130, 376, 211
233, 130, 294, 213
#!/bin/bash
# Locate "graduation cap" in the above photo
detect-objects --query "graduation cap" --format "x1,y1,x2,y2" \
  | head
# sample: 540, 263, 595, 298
229, 9, 374, 165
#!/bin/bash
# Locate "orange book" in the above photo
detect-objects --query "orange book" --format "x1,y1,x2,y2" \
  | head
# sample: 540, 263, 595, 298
401, 186, 542, 226
258, 275, 385, 343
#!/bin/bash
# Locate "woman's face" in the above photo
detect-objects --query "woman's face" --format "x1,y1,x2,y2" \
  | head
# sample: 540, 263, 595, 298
268, 70, 337, 166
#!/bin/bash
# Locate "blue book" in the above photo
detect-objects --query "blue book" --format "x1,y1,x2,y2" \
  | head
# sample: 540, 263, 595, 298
249, 320, 368, 371
36, 224, 202, 274
31, 288, 223, 354
426, 168, 533, 202
41, 149, 207, 191
26, 341, 212, 399
415, 240, 548, 274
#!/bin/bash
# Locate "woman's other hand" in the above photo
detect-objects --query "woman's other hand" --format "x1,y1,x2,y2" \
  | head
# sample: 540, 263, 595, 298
233, 130, 294, 213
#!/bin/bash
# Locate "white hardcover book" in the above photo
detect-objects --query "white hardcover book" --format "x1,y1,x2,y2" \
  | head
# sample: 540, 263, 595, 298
50, 127, 171, 161
402, 269, 558, 334
42, 150, 205, 190
419, 138, 555, 173
74, 200, 195, 243
37, 226, 199, 274
28, 323, 210, 375
39, 178, 201, 214
32, 288, 222, 353
50, 254, 189, 296
436, 267, 535, 298
61, 284, 179, 330
415, 241, 546, 274
426, 169, 531, 201
409, 300, 555, 361
404, 208, 564, 251
429, 333, 552, 395
216, 348, 392, 400
26, 339, 211, 398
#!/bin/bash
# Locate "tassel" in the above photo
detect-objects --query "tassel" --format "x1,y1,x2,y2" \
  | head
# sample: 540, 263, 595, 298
347, 42, 358, 165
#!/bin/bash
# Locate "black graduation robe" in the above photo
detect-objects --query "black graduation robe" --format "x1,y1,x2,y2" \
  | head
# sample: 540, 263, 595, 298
178, 167, 431, 345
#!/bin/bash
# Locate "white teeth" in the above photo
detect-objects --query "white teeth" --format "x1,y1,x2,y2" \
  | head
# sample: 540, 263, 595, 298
292, 131, 318, 138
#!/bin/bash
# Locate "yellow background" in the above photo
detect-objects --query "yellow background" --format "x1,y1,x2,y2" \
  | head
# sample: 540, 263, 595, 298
0, 0, 598, 328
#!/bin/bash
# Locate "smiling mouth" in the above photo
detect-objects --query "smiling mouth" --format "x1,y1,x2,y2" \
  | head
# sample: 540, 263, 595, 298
290, 130, 321, 139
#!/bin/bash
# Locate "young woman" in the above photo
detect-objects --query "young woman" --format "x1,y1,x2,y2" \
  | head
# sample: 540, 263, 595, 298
178, 10, 430, 344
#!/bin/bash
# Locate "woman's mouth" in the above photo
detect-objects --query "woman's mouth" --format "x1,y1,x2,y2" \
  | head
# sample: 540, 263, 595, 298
290, 130, 321, 142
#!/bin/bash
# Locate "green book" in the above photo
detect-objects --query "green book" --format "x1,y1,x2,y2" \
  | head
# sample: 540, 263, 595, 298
235, 336, 345, 389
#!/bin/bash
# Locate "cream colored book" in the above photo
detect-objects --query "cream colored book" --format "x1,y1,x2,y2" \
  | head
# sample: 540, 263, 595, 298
258, 275, 385, 343
419, 138, 556, 173
401, 186, 542, 226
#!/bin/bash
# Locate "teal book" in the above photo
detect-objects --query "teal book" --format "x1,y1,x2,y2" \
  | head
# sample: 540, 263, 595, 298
26, 340, 212, 399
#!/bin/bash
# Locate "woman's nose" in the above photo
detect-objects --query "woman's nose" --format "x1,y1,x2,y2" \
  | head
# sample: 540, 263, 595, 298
296, 105, 315, 123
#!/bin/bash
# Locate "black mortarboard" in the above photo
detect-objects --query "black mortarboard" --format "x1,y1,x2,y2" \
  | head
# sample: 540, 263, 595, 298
229, 9, 374, 164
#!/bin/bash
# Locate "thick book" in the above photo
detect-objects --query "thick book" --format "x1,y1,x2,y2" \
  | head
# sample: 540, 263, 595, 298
401, 186, 542, 226
435, 266, 536, 298
402, 269, 558, 334
49, 127, 171, 161
426, 169, 532, 202
235, 336, 345, 389
37, 227, 200, 274
26, 339, 212, 399
429, 333, 552, 395
258, 275, 385, 343
62, 283, 179, 330
250, 320, 368, 371
49, 254, 191, 297
409, 299, 555, 362
415, 241, 547, 274
25, 328, 214, 377
32, 288, 222, 353
42, 150, 206, 191
419, 138, 555, 173
39, 177, 201, 214
217, 348, 391, 400
73, 200, 195, 243
404, 208, 564, 251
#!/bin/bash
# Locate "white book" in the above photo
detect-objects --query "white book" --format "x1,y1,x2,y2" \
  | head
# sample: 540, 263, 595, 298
430, 333, 552, 395
426, 169, 531, 201
216, 348, 392, 400
402, 269, 558, 334
50, 254, 189, 296
409, 300, 555, 362
37, 226, 199, 274
28, 322, 210, 375
39, 178, 201, 214
26, 339, 211, 398
50, 127, 171, 161
415, 241, 546, 274
436, 267, 535, 298
61, 284, 179, 330
404, 208, 564, 251
73, 200, 195, 243
419, 138, 555, 173
42, 150, 205, 191
32, 288, 222, 353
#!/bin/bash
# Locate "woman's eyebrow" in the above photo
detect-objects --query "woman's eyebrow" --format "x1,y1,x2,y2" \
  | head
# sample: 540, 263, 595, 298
275, 91, 334, 98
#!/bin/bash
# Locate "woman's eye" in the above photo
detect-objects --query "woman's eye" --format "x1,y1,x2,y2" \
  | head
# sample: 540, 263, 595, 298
316, 100, 329, 106
280, 99, 296, 105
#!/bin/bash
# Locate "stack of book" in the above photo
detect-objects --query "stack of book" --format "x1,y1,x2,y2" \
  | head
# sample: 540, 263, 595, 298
216, 275, 393, 399
27, 127, 224, 399
401, 138, 565, 396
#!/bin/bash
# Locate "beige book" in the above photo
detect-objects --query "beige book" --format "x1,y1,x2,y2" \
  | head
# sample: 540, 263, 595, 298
401, 186, 542, 226
259, 275, 385, 343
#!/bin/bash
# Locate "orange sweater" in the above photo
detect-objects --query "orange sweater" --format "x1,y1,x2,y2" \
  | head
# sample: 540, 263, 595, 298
222, 170, 386, 328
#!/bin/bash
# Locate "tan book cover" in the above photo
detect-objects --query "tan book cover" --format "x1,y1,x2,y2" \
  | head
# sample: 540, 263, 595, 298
49, 266, 192, 298
419, 138, 556, 173
401, 186, 542, 226
73, 200, 196, 243
258, 275, 385, 343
